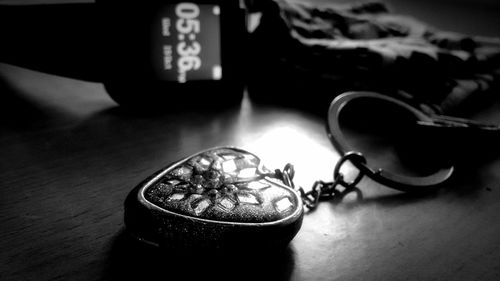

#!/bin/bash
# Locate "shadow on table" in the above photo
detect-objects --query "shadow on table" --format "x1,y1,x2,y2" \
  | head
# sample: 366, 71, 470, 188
0, 73, 53, 129
314, 160, 497, 210
104, 230, 296, 281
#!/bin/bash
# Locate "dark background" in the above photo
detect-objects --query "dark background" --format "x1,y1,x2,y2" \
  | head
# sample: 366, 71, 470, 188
1, 0, 500, 280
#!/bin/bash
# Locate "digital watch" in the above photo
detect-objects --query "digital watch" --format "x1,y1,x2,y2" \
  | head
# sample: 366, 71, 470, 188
0, 1, 249, 108
97, 0, 249, 108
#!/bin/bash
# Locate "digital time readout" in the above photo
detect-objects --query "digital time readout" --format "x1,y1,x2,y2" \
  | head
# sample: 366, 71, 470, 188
154, 3, 222, 83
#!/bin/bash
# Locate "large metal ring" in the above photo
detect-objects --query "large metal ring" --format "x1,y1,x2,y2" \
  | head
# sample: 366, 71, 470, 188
327, 91, 454, 192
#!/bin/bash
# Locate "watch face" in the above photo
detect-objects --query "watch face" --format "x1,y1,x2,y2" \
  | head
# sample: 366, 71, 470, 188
153, 2, 222, 83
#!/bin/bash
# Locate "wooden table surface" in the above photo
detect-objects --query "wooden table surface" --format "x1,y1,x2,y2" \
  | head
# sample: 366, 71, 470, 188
1, 1, 500, 280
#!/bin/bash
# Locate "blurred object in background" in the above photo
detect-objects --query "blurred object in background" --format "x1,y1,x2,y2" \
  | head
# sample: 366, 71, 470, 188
247, 0, 500, 115
0, 0, 248, 110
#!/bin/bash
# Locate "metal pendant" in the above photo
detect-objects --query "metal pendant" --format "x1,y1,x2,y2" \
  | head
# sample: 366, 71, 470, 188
124, 147, 304, 253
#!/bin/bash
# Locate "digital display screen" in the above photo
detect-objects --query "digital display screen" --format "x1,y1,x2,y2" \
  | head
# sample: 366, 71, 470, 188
154, 3, 222, 83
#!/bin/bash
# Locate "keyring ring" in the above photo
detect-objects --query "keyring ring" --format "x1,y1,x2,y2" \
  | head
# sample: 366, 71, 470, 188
327, 91, 454, 192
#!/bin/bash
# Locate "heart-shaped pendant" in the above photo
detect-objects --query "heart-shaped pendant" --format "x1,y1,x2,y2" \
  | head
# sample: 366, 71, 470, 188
124, 147, 304, 252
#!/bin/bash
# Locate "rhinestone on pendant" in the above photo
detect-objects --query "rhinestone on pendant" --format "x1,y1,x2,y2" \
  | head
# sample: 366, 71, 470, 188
144, 147, 299, 223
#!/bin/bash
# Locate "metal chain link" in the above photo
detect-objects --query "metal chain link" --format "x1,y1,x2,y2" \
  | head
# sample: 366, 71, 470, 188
274, 152, 367, 210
